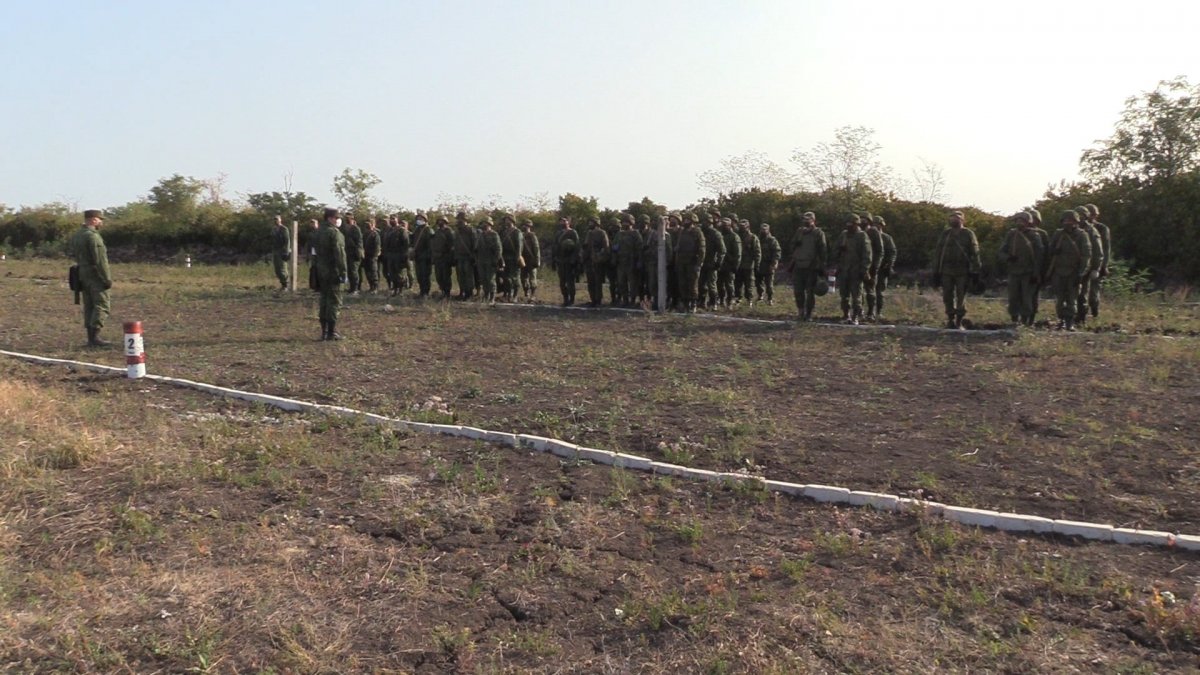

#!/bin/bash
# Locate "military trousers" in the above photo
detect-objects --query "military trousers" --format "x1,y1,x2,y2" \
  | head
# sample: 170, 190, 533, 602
756, 263, 777, 302
863, 274, 879, 314
676, 261, 701, 307
346, 256, 362, 293
793, 268, 820, 318
718, 266, 737, 304
1053, 274, 1082, 321
434, 260, 454, 297
415, 258, 432, 295
360, 257, 379, 291
318, 279, 343, 322
616, 263, 638, 304
503, 258, 521, 297
585, 263, 606, 305
735, 268, 754, 301
1007, 273, 1038, 323
521, 266, 537, 296
557, 262, 577, 303
80, 282, 110, 329
873, 272, 890, 316
479, 263, 499, 302
1077, 272, 1101, 319
838, 271, 864, 315
383, 255, 400, 289
941, 272, 969, 319
273, 253, 289, 288
699, 264, 718, 307
455, 257, 476, 298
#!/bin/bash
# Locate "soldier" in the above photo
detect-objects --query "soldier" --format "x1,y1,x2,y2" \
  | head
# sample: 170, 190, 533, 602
861, 212, 885, 320
788, 211, 826, 321
700, 213, 725, 310
835, 214, 872, 324
616, 215, 644, 307
270, 215, 291, 291
554, 216, 580, 306
412, 214, 433, 297
343, 215, 364, 295
873, 215, 897, 320
500, 215, 523, 302
674, 213, 706, 312
646, 215, 674, 311
430, 215, 456, 299
305, 218, 320, 264
932, 211, 982, 329
360, 217, 381, 293
1073, 205, 1104, 325
520, 219, 540, 300
756, 223, 781, 304
736, 219, 761, 305
1047, 210, 1092, 331
67, 209, 113, 347
636, 214, 653, 302
315, 207, 348, 340
582, 217, 610, 307
380, 217, 397, 292
1084, 203, 1111, 320
1025, 208, 1051, 323
477, 217, 504, 305
998, 211, 1044, 326
453, 211, 479, 300
604, 216, 621, 305
665, 215, 682, 309
718, 217, 741, 308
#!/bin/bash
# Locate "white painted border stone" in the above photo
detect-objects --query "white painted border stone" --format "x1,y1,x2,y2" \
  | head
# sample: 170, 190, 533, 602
1052, 520, 1114, 541
1112, 528, 1174, 547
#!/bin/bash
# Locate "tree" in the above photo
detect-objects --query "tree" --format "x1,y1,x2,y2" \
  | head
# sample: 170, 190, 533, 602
624, 197, 667, 223
245, 191, 320, 221
148, 174, 204, 223
696, 150, 795, 196
910, 158, 947, 203
1081, 77, 1200, 185
556, 193, 599, 225
791, 126, 896, 210
331, 168, 383, 215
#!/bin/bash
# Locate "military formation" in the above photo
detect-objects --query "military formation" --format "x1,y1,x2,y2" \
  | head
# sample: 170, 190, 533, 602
62, 201, 1116, 347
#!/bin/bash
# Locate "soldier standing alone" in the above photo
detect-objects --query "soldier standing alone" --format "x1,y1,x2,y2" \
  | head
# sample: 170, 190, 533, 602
554, 217, 580, 306
271, 215, 291, 292
788, 211, 826, 321
932, 211, 981, 329
315, 208, 348, 340
67, 209, 113, 347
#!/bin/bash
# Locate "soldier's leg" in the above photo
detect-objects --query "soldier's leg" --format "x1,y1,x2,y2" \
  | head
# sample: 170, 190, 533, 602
1075, 275, 1090, 323
804, 272, 818, 319
765, 265, 776, 303
941, 277, 956, 325
863, 275, 876, 317
1007, 275, 1022, 323
953, 275, 968, 325
1089, 277, 1101, 317
850, 274, 865, 321
792, 270, 804, 316
838, 276, 851, 318
875, 273, 886, 317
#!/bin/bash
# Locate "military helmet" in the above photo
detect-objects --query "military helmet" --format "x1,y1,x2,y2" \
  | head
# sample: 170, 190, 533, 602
1012, 211, 1032, 223
802, 211, 816, 221
669, 213, 682, 223
860, 211, 873, 223
436, 215, 448, 224
872, 215, 886, 226
502, 213, 515, 223
522, 218, 534, 227
1075, 206, 1091, 220
1085, 203, 1099, 216
845, 214, 861, 224
685, 213, 698, 223
639, 214, 651, 224
1026, 207, 1042, 224
481, 216, 495, 226
1060, 210, 1079, 223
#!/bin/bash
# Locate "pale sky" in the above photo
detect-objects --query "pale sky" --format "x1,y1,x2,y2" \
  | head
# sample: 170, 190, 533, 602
2, 0, 1196, 214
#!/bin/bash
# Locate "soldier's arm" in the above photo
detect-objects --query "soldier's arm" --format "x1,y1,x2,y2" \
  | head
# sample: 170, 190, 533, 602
90, 235, 112, 288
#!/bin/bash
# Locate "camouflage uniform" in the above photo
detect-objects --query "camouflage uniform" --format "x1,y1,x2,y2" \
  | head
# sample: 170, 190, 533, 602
604, 218, 621, 304
555, 220, 580, 306
735, 221, 761, 303
998, 212, 1044, 326
756, 224, 781, 303
789, 213, 826, 320
583, 220, 610, 307
271, 217, 291, 290
477, 219, 504, 304
500, 217, 524, 301
66, 211, 112, 346
861, 213, 884, 320
316, 211, 348, 339
933, 212, 981, 328
674, 214, 705, 312
1074, 206, 1104, 324
873, 216, 897, 318
616, 221, 644, 307
343, 218, 364, 294
520, 221, 540, 299
700, 217, 725, 309
1047, 211, 1092, 331
412, 219, 433, 297
635, 215, 653, 301
430, 218, 456, 298
718, 219, 741, 307
1025, 208, 1051, 322
453, 213, 479, 299
361, 220, 381, 292
835, 216, 872, 324
1083, 204, 1111, 321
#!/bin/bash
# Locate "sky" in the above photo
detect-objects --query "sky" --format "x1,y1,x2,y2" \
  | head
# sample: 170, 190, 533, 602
2, 0, 1197, 215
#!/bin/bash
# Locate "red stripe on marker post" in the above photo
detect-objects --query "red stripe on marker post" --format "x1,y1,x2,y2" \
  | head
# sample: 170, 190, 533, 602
123, 321, 145, 379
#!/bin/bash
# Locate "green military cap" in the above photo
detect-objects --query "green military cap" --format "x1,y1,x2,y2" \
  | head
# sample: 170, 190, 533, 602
845, 214, 861, 224
638, 214, 651, 224
1060, 210, 1079, 223
721, 217, 733, 225
481, 216, 495, 226
727, 212, 739, 221
872, 215, 886, 226
502, 213, 515, 222
709, 208, 721, 217
860, 211, 873, 222
435, 215, 448, 224
950, 210, 964, 218
621, 213, 634, 223
83, 209, 103, 219
1025, 207, 1042, 222
759, 222, 770, 230
323, 207, 339, 219
668, 213, 682, 222
609, 216, 622, 226
685, 213, 698, 223
1085, 203, 1099, 216
1074, 206, 1091, 219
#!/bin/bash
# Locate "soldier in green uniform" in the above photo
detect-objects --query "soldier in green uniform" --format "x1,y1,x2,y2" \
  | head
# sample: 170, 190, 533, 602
343, 215, 364, 295
604, 217, 621, 305
998, 211, 1044, 326
1074, 205, 1104, 325
718, 217, 741, 308
699, 213, 725, 310
1084, 203, 1111, 320
361, 217, 381, 293
554, 216, 580, 306
500, 215, 524, 302
520, 219, 540, 301
616, 216, 644, 307
635, 214, 652, 302
674, 213, 705, 312
412, 214, 433, 297
646, 215, 674, 311
1025, 208, 1051, 323
271, 215, 291, 291
582, 217, 610, 307
788, 211, 826, 321
736, 219, 761, 305
67, 209, 113, 347
315, 208, 348, 340
932, 211, 981, 329
380, 217, 397, 292
1047, 210, 1092, 331
430, 215, 456, 299
873, 215, 898, 319
477, 217, 504, 305
861, 212, 884, 320
755, 222, 781, 304
835, 214, 872, 324
453, 211, 478, 300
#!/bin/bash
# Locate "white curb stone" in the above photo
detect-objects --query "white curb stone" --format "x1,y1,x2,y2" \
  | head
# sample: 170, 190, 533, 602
425, 424, 464, 436
942, 506, 1000, 529
613, 453, 653, 471
865, 493, 900, 512
764, 480, 806, 496
895, 498, 946, 516
650, 461, 690, 477
574, 446, 615, 464
546, 441, 583, 460
1052, 519, 1114, 541
457, 426, 487, 440
516, 434, 555, 453
992, 513, 1055, 534
1172, 534, 1200, 551
481, 430, 517, 446
1112, 528, 1175, 547
802, 485, 851, 503
680, 467, 722, 482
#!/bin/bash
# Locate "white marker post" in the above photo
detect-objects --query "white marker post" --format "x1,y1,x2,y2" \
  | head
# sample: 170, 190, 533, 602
124, 321, 145, 379
185, 256, 192, 268
290, 220, 299, 292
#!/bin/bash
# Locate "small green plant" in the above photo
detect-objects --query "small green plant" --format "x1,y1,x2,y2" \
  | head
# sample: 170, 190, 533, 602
779, 554, 813, 583
672, 519, 704, 544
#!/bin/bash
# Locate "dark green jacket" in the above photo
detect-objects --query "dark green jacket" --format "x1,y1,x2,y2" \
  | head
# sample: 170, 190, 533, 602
344, 223, 364, 261
721, 226, 741, 270
933, 226, 981, 275
67, 226, 111, 289
1048, 226, 1092, 279
790, 226, 827, 271
739, 229, 761, 270
701, 223, 725, 267
836, 228, 872, 275
316, 223, 347, 285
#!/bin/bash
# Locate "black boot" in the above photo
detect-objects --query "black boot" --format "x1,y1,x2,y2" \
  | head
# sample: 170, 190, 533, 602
319, 320, 328, 341
87, 327, 110, 347
327, 321, 342, 341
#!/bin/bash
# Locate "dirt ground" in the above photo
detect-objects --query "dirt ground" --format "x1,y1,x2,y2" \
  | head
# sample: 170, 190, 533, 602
2, 260, 1200, 671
